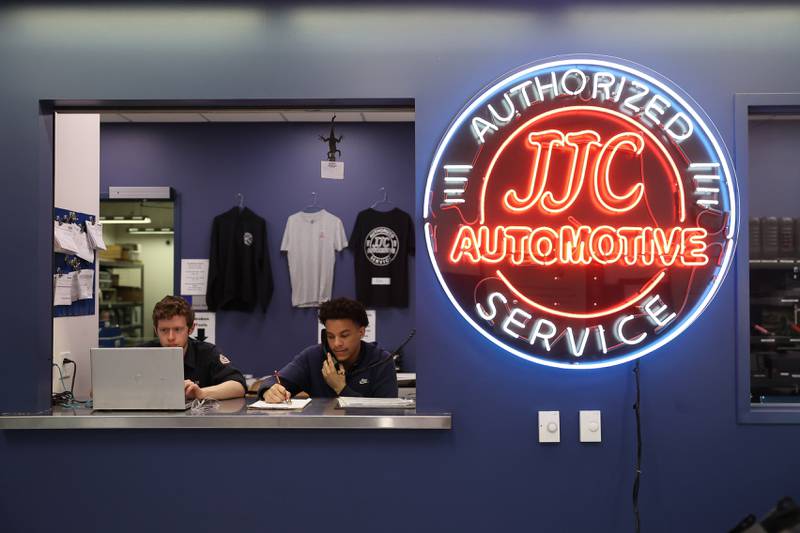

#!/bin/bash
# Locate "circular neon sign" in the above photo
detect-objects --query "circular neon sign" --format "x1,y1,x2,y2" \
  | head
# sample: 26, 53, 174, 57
423, 55, 738, 369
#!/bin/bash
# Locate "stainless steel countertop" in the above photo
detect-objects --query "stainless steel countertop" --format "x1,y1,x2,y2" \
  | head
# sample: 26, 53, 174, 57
0, 398, 451, 430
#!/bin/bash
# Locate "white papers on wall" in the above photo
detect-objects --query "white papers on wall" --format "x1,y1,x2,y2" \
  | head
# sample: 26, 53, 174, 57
54, 269, 94, 306
54, 221, 78, 254
190, 312, 216, 344
85, 221, 107, 250
72, 229, 94, 262
54, 222, 94, 261
321, 161, 344, 180
180, 259, 209, 295
74, 269, 94, 300
53, 272, 74, 306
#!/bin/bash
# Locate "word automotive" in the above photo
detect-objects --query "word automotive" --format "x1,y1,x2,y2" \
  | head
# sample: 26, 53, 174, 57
423, 56, 738, 369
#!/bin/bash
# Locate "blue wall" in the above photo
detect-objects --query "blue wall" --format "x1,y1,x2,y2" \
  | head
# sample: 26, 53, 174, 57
2, 2, 800, 531
100, 121, 417, 375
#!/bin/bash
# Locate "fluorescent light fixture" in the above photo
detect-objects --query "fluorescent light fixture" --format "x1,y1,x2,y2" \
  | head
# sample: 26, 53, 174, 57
128, 228, 174, 235
100, 216, 152, 224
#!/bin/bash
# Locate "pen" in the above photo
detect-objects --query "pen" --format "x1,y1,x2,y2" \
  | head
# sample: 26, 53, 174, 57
273, 370, 290, 404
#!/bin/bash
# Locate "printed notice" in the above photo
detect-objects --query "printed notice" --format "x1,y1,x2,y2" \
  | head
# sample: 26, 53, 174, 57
53, 273, 74, 306
180, 259, 209, 295
190, 311, 216, 345
321, 161, 344, 180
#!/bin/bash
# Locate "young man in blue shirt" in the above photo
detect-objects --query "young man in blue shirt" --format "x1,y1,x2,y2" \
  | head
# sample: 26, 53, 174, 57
259, 298, 398, 402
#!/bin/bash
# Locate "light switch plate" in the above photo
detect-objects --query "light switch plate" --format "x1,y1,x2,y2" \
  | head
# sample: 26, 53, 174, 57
579, 410, 602, 442
538, 410, 560, 443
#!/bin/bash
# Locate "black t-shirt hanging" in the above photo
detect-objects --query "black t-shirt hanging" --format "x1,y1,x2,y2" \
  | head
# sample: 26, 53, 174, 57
349, 208, 414, 307
207, 207, 273, 312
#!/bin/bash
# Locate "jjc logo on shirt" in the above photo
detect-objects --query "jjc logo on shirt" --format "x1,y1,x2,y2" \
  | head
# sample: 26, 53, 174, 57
243, 232, 253, 246
364, 226, 399, 266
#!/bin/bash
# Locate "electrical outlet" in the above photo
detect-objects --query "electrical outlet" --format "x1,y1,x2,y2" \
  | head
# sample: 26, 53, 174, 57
52, 351, 72, 393
538, 411, 560, 443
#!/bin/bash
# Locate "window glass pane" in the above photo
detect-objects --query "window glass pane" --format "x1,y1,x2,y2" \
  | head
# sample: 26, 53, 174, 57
749, 114, 800, 404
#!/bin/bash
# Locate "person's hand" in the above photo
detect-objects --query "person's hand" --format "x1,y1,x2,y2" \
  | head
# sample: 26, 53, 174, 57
322, 354, 346, 394
184, 379, 204, 400
263, 383, 291, 403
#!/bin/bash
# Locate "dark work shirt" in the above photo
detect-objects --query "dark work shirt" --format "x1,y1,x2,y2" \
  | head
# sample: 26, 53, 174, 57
258, 341, 398, 399
143, 338, 247, 392
207, 207, 274, 312
349, 208, 415, 307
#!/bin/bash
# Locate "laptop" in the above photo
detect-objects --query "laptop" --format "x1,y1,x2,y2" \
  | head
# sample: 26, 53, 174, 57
90, 347, 186, 410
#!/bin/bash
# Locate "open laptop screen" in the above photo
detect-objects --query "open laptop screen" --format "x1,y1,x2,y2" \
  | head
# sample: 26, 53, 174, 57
90, 347, 185, 410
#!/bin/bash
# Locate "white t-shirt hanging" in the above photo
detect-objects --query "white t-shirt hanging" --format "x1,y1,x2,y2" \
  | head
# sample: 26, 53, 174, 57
281, 209, 347, 307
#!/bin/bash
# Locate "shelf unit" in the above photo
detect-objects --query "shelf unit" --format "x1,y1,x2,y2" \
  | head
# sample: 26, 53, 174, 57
99, 260, 144, 343
749, 258, 800, 402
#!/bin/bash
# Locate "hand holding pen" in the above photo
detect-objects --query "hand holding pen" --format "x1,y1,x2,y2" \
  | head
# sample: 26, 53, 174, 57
266, 370, 291, 404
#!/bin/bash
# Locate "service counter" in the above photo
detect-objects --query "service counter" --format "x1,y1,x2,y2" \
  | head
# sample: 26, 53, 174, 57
0, 398, 451, 430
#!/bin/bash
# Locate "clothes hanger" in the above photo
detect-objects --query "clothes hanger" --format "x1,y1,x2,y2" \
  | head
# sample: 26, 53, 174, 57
370, 187, 392, 210
234, 192, 245, 211
302, 191, 323, 213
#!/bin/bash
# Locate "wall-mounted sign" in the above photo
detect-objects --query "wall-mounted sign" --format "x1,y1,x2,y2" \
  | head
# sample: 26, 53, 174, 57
423, 56, 738, 369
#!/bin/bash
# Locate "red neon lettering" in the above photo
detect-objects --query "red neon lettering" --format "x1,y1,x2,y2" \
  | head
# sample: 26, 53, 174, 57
449, 225, 709, 268
681, 228, 709, 265
449, 225, 480, 263
503, 130, 564, 212
539, 131, 602, 213
559, 225, 591, 265
593, 132, 645, 213
528, 227, 558, 265
477, 226, 507, 263
501, 129, 646, 215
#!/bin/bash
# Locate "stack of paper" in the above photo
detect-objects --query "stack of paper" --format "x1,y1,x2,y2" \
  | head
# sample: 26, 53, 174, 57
248, 398, 312, 410
336, 397, 416, 409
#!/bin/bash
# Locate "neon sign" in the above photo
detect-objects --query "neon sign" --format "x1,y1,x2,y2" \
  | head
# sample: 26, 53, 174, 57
423, 56, 738, 369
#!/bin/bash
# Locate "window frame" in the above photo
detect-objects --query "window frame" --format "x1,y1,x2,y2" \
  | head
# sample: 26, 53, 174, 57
735, 92, 800, 423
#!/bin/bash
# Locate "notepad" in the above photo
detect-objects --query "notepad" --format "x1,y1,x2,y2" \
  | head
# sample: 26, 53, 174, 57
248, 399, 312, 410
336, 397, 416, 409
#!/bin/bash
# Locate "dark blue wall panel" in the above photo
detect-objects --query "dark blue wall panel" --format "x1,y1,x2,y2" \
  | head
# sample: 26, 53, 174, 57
2, 2, 800, 532
100, 121, 416, 375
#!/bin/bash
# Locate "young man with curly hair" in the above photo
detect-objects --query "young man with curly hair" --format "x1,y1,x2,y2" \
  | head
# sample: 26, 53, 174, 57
259, 297, 398, 402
